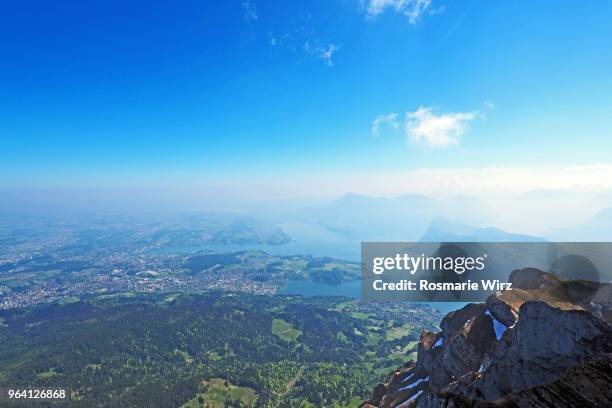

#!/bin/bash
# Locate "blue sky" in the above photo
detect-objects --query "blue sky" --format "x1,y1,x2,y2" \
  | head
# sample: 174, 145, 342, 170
1, 0, 612, 198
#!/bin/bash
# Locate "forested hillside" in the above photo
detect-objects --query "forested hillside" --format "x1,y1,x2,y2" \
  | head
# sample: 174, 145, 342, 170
0, 292, 440, 407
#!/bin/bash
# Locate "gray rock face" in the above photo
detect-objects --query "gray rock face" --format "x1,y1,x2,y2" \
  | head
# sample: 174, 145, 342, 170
362, 361, 430, 408
416, 306, 496, 390
362, 268, 612, 408
439, 315, 495, 386
485, 294, 517, 327
417, 355, 612, 408
475, 301, 612, 400
508, 267, 561, 290
504, 355, 612, 408
439, 303, 487, 337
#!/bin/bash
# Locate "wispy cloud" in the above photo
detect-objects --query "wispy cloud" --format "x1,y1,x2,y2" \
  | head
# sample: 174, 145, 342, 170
241, 0, 258, 23
365, 0, 442, 25
303, 41, 340, 67
319, 43, 339, 66
242, 5, 338, 67
405, 106, 479, 148
371, 113, 399, 137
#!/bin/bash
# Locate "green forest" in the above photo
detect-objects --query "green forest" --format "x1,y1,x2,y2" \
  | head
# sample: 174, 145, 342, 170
0, 292, 439, 407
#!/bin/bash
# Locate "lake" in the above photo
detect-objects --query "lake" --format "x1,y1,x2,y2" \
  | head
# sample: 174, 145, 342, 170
150, 220, 468, 314
149, 221, 362, 261
279, 278, 467, 314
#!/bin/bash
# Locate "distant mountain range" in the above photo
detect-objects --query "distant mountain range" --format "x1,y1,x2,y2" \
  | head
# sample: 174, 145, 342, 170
300, 193, 496, 242
419, 218, 546, 242
552, 207, 612, 241
304, 193, 612, 244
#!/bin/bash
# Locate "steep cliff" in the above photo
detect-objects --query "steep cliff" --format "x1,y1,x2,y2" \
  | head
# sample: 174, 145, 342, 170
362, 268, 612, 408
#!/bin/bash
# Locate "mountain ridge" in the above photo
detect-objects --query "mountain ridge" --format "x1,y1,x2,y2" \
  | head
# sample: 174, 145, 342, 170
362, 268, 612, 408
419, 217, 546, 242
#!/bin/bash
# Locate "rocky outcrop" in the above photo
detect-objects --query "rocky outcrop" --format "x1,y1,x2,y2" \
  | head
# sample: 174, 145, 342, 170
439, 303, 487, 335
508, 267, 562, 290
362, 268, 612, 408
424, 311, 496, 390
475, 301, 612, 400
362, 360, 428, 408
415, 355, 612, 408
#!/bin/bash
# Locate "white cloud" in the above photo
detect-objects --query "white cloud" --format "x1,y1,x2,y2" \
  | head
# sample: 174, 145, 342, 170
427, 5, 446, 16
241, 0, 258, 22
366, 0, 439, 24
404, 0, 432, 24
367, 0, 408, 16
319, 43, 339, 66
269, 27, 339, 67
303, 41, 340, 67
371, 113, 399, 136
405, 106, 479, 148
